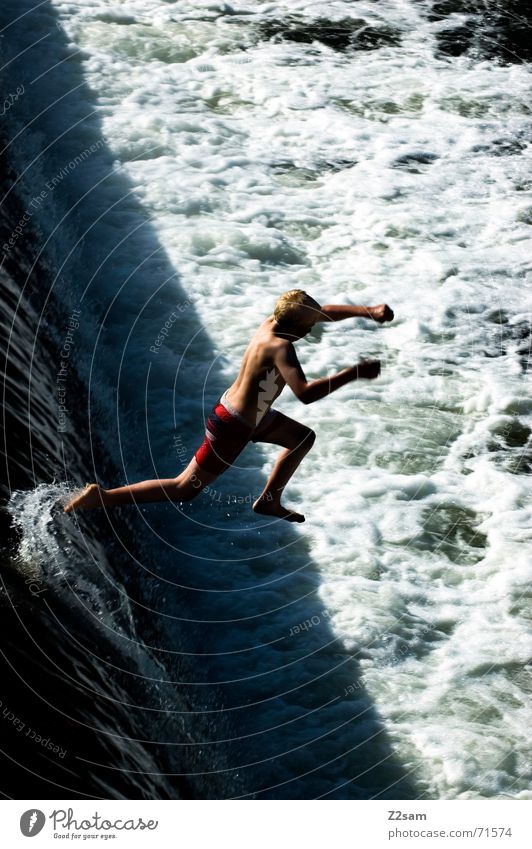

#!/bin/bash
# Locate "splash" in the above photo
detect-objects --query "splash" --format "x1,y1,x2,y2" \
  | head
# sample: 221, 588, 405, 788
5, 483, 132, 634
7, 483, 74, 580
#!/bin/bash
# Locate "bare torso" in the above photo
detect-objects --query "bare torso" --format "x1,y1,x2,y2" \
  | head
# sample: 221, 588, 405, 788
224, 315, 287, 427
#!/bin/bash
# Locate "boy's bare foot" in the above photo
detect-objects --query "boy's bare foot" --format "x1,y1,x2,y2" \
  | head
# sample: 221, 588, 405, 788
64, 483, 106, 513
252, 495, 305, 523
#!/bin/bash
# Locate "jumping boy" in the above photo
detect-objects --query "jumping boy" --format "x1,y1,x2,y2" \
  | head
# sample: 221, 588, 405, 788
64, 290, 394, 521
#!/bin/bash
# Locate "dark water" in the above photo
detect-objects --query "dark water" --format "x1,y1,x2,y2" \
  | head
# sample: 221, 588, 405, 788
423, 0, 532, 62
245, 2, 532, 63
0, 153, 194, 799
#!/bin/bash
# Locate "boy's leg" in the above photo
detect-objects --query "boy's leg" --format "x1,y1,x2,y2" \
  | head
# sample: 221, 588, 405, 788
251, 411, 315, 522
64, 458, 219, 512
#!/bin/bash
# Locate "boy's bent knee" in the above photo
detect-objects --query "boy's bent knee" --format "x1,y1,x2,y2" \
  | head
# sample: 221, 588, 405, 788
304, 428, 316, 446
294, 427, 315, 451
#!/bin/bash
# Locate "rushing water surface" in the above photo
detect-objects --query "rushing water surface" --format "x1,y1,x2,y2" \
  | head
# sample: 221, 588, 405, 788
1, 0, 531, 799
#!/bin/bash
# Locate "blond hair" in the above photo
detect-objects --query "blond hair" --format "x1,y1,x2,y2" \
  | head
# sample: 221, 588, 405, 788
273, 289, 321, 326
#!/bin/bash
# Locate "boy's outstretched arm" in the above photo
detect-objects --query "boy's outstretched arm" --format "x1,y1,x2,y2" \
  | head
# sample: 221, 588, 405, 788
275, 342, 381, 405
318, 303, 394, 323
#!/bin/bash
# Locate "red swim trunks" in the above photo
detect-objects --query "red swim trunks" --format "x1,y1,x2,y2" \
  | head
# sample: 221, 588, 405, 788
194, 394, 279, 474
